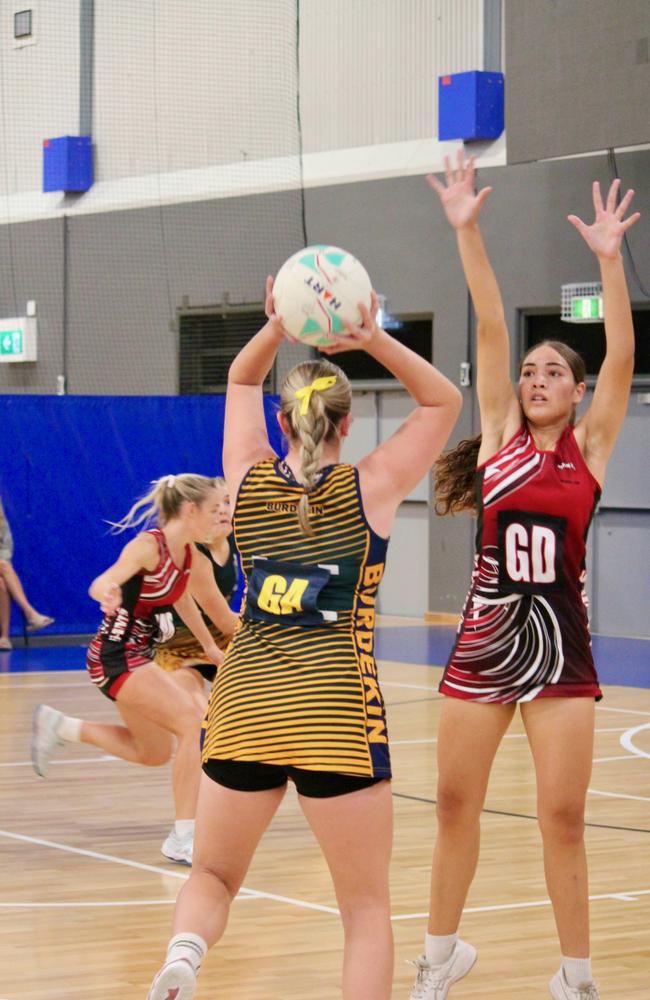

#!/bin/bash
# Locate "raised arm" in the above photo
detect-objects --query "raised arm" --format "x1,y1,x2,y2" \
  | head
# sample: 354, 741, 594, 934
428, 151, 520, 456
223, 277, 286, 498
323, 297, 462, 536
570, 179, 639, 483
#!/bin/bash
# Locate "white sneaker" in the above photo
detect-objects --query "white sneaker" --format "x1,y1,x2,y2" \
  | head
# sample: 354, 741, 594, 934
550, 968, 600, 999
409, 940, 477, 999
161, 829, 193, 866
147, 957, 197, 1000
31, 704, 66, 777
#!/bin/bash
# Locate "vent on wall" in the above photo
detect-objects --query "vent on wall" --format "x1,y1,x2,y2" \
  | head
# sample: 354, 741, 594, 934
179, 309, 271, 395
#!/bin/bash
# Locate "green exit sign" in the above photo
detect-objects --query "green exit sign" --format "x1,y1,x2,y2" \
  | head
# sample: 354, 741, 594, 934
0, 329, 23, 356
571, 296, 603, 320
0, 317, 37, 362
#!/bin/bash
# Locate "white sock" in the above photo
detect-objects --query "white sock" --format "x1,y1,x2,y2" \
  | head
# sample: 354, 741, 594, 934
425, 932, 458, 966
174, 819, 195, 838
166, 932, 207, 972
562, 956, 593, 989
57, 715, 82, 742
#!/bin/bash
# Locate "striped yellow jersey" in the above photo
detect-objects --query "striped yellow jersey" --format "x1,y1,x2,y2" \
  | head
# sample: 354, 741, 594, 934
201, 459, 391, 778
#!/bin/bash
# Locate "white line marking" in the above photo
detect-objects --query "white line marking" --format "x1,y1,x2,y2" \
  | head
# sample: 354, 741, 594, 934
0, 755, 119, 769
596, 706, 650, 717
381, 681, 440, 693
620, 723, 650, 761
391, 888, 650, 921
392, 727, 632, 748
588, 788, 650, 803
592, 755, 645, 764
0, 830, 339, 915
0, 896, 259, 909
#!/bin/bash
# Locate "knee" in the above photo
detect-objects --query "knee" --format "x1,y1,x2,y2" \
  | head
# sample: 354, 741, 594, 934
175, 704, 205, 738
436, 783, 479, 828
0, 575, 7, 592
137, 745, 173, 767
0, 560, 9, 576
193, 860, 242, 901
538, 801, 585, 845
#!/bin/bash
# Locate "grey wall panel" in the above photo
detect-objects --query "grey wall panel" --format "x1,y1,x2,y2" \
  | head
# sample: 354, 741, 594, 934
299, 0, 483, 153
0, 218, 63, 393
65, 189, 305, 394
1, 0, 79, 195
379, 503, 430, 617
92, 0, 299, 181
505, 0, 650, 163
592, 510, 650, 638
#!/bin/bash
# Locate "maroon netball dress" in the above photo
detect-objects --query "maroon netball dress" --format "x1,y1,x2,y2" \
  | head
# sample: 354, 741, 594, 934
440, 424, 602, 703
87, 527, 192, 700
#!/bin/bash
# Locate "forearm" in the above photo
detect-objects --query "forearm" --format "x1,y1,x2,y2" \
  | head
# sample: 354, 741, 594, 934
366, 330, 461, 408
174, 595, 215, 650
456, 224, 505, 326
599, 255, 635, 362
228, 320, 284, 386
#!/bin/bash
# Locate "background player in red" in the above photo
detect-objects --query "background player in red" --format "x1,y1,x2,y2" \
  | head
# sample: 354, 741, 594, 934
408, 155, 639, 1000
31, 474, 233, 865
155, 476, 239, 710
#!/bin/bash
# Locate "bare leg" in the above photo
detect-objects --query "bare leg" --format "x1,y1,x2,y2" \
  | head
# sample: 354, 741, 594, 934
0, 578, 10, 639
428, 698, 515, 934
170, 773, 286, 944
521, 697, 595, 956
300, 779, 393, 1000
169, 665, 209, 714
0, 560, 39, 620
79, 664, 205, 819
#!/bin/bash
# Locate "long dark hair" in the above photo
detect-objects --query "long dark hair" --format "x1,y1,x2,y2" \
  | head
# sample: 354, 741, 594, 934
434, 341, 586, 516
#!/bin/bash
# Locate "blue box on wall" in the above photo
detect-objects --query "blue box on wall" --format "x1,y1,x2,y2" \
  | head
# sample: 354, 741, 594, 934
438, 71, 504, 142
43, 135, 93, 192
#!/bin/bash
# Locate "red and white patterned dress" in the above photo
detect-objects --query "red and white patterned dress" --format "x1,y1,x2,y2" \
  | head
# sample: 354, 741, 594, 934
440, 425, 602, 703
87, 528, 192, 700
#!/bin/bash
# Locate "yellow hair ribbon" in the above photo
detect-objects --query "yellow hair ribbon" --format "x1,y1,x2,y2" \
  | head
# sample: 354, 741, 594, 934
294, 375, 337, 416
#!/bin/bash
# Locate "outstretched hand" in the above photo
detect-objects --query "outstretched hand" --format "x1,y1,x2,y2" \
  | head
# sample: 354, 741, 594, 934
427, 149, 492, 229
264, 275, 298, 342
568, 179, 640, 260
317, 291, 382, 355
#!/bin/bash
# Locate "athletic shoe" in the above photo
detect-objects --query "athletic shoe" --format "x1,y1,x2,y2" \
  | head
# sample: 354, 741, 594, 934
31, 704, 66, 777
161, 829, 193, 866
27, 613, 55, 632
409, 940, 477, 999
147, 957, 197, 1000
0, 637, 12, 650
549, 968, 600, 999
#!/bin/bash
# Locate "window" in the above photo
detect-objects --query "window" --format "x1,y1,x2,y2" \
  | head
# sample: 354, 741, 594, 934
14, 9, 32, 38
325, 316, 433, 383
178, 308, 273, 394
522, 308, 650, 382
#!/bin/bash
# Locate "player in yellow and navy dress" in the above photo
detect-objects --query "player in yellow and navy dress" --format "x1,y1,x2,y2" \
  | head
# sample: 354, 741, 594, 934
147, 279, 462, 1000
407, 154, 639, 1000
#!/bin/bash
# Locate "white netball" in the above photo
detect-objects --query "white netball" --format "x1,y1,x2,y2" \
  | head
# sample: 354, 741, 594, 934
273, 245, 373, 346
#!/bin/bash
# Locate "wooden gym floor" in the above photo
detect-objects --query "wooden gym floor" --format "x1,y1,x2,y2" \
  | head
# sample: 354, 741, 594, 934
0, 622, 648, 999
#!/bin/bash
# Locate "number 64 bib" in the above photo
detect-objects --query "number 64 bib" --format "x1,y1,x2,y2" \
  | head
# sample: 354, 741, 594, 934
244, 556, 338, 626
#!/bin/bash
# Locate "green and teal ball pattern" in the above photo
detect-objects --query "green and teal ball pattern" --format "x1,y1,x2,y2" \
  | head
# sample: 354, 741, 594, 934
272, 245, 372, 346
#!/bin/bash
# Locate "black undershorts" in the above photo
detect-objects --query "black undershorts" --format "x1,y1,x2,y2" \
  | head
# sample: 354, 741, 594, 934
203, 756, 386, 799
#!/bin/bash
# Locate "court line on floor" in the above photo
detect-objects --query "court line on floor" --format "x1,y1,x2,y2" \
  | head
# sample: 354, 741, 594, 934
587, 788, 650, 803
0, 830, 339, 916
390, 888, 650, 921
620, 723, 650, 760
1, 829, 648, 922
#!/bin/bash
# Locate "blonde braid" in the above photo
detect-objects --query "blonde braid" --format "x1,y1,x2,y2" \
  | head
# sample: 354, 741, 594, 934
280, 360, 352, 537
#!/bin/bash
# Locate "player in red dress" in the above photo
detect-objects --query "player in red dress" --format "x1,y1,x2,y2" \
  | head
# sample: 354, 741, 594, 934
31, 474, 234, 865
408, 155, 639, 1000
